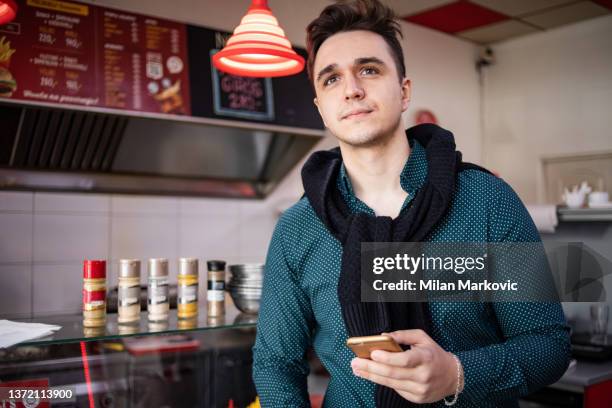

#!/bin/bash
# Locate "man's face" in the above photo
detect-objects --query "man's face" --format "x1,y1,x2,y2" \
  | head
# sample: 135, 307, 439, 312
312, 30, 411, 148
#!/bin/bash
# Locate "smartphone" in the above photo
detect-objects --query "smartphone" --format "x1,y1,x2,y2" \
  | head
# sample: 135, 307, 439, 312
346, 335, 402, 359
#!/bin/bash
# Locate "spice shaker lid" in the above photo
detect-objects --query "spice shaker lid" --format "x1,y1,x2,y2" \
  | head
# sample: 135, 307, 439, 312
119, 259, 141, 278
207, 260, 226, 271
179, 257, 198, 276
84, 260, 106, 279
148, 258, 168, 277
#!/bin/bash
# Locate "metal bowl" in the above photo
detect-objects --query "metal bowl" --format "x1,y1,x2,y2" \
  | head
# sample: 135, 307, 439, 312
229, 264, 264, 278
234, 312, 258, 325
228, 291, 260, 314
228, 279, 262, 288
228, 286, 261, 296
227, 265, 264, 314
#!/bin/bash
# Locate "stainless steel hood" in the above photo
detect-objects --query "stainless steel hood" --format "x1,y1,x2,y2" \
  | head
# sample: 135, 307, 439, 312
0, 102, 325, 198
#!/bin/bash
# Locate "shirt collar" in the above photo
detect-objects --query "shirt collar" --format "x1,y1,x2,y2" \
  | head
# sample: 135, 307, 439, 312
337, 138, 428, 203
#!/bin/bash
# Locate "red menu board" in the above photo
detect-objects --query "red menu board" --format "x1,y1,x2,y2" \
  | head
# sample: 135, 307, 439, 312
0, 0, 191, 115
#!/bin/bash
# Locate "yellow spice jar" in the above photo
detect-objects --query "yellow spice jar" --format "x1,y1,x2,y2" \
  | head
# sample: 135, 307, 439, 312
178, 257, 199, 319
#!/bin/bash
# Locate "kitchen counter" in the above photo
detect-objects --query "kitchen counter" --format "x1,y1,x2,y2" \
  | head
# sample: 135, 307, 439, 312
551, 359, 612, 392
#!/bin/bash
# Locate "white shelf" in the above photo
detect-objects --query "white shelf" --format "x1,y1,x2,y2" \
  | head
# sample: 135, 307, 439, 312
558, 207, 612, 222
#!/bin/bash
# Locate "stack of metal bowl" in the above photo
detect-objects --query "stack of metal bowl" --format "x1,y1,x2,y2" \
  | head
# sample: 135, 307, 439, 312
227, 264, 264, 314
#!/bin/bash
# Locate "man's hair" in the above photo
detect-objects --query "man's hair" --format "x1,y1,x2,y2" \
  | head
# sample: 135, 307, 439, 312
306, 0, 406, 85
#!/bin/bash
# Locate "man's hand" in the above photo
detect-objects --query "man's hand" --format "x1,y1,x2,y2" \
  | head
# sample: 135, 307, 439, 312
350, 329, 463, 404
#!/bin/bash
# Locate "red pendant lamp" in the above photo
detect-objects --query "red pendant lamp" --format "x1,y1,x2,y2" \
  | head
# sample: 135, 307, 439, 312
213, 0, 304, 78
0, 0, 17, 25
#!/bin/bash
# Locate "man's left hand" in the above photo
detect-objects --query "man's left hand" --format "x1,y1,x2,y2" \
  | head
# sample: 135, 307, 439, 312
350, 329, 463, 404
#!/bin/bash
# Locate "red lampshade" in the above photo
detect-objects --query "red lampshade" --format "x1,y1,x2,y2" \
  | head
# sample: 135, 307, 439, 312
0, 0, 17, 25
213, 0, 304, 78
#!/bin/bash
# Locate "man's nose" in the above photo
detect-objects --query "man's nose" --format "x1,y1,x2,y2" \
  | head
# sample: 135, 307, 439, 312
344, 74, 364, 101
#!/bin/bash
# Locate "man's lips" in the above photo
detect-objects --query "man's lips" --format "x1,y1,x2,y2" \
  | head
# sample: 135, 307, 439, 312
342, 109, 373, 120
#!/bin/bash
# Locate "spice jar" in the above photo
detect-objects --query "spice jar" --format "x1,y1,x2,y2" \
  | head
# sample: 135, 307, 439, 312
207, 260, 226, 317
207, 315, 225, 327
148, 320, 169, 333
178, 257, 198, 319
147, 258, 169, 322
83, 326, 106, 337
178, 317, 197, 330
83, 260, 106, 328
118, 259, 141, 324
118, 323, 140, 335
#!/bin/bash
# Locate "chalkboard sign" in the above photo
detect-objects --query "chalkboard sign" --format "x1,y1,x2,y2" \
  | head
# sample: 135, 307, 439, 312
210, 50, 274, 121
187, 25, 323, 129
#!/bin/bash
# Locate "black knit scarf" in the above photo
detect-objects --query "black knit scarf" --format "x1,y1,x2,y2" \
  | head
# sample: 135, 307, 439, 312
301, 124, 491, 407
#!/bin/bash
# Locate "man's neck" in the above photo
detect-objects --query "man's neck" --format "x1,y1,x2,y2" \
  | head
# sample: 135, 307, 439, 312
339, 128, 410, 217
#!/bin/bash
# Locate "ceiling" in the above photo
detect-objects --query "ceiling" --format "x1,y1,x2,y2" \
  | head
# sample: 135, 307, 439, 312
383, 0, 612, 44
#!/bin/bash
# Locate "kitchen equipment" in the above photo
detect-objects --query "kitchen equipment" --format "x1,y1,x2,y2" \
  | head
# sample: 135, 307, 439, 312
228, 264, 264, 283
227, 264, 263, 315
234, 313, 258, 325
0, 11, 323, 200
227, 290, 261, 315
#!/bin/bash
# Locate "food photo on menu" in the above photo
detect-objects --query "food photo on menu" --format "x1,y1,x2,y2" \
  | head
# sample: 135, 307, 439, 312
0, 36, 16, 97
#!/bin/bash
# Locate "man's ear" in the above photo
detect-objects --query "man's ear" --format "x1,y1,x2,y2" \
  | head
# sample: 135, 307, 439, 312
313, 97, 328, 128
400, 78, 411, 112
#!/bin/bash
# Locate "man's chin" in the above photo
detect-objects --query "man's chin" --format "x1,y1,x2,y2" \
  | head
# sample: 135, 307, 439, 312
336, 133, 384, 148
333, 126, 389, 148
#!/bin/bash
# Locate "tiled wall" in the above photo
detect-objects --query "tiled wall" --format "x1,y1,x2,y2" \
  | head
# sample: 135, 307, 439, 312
0, 191, 277, 318
3, 187, 611, 335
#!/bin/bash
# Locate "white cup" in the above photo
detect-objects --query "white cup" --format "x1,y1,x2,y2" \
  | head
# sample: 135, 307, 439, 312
589, 191, 609, 206
565, 193, 584, 209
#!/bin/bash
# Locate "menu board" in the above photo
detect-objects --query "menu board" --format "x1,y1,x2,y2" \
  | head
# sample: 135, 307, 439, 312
0, 0, 191, 115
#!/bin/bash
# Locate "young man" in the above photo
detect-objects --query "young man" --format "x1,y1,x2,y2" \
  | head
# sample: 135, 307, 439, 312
252, 1, 571, 407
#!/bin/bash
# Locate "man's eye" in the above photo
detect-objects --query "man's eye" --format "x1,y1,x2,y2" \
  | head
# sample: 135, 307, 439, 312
362, 66, 379, 75
323, 75, 338, 87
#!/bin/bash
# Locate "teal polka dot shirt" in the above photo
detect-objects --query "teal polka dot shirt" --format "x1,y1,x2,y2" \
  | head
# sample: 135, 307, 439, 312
252, 139, 572, 407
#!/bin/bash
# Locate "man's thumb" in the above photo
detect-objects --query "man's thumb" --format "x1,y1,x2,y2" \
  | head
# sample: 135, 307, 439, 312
383, 329, 432, 346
